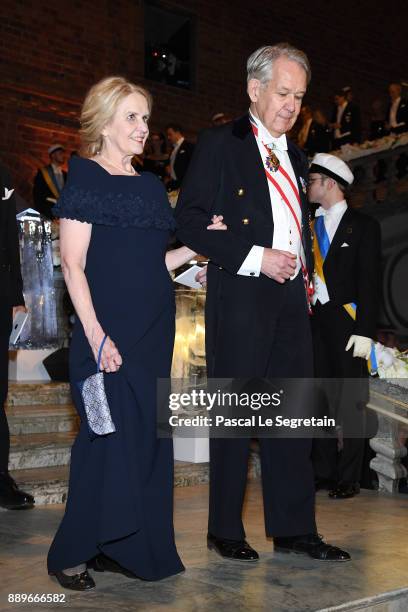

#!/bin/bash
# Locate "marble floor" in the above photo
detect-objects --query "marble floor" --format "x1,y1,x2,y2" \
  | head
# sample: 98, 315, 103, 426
0, 483, 407, 612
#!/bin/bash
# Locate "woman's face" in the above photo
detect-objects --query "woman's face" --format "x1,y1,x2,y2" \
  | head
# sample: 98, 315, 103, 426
102, 92, 150, 156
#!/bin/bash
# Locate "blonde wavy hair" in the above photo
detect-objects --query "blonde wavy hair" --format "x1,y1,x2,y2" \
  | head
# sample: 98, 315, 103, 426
79, 76, 153, 157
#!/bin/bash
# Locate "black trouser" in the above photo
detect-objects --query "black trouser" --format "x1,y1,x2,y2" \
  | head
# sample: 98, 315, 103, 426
0, 303, 12, 472
207, 274, 316, 540
311, 302, 369, 484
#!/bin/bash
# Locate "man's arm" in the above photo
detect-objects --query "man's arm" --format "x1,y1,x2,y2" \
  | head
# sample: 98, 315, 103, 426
175, 128, 253, 274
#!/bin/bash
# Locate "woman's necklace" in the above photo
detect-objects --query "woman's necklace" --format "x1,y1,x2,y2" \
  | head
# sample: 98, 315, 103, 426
98, 154, 136, 175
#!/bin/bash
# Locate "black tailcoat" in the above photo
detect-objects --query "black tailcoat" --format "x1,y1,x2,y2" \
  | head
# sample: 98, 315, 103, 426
32, 165, 67, 219
331, 102, 362, 147
386, 97, 408, 134
0, 163, 24, 472
311, 207, 381, 485
176, 115, 317, 539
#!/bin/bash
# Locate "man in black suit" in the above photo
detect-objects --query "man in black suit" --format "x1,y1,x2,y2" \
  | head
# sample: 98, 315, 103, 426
0, 162, 35, 509
166, 124, 195, 190
33, 144, 67, 219
386, 83, 408, 134
330, 91, 361, 148
308, 153, 381, 499
298, 106, 332, 155
176, 44, 349, 563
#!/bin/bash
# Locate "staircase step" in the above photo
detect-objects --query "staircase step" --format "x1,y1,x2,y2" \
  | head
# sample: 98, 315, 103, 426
10, 466, 70, 505
9, 432, 76, 470
7, 381, 72, 407
6, 404, 79, 435
9, 450, 260, 505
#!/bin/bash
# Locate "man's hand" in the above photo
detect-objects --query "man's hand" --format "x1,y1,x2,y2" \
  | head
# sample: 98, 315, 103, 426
195, 265, 208, 287
207, 214, 227, 230
345, 335, 372, 360
12, 305, 27, 318
260, 248, 297, 283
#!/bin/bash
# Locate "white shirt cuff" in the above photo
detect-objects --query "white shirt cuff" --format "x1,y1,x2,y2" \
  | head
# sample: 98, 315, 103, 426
237, 245, 264, 277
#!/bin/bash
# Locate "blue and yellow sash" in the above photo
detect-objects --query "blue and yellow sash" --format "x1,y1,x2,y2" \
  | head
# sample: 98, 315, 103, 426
312, 216, 329, 288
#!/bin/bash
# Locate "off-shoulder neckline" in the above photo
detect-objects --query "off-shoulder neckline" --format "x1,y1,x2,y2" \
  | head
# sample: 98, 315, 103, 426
72, 156, 147, 178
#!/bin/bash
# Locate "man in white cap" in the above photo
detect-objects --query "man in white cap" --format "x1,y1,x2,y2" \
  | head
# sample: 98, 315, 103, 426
33, 144, 66, 219
308, 153, 381, 499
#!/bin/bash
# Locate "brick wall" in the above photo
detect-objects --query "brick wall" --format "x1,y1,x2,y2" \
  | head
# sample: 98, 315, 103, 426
0, 0, 406, 201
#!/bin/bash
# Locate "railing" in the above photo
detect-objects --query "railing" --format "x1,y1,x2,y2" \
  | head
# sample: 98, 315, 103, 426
368, 379, 408, 493
336, 138, 408, 211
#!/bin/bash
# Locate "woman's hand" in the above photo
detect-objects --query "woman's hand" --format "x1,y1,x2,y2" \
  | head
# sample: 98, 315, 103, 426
88, 325, 123, 373
207, 214, 227, 230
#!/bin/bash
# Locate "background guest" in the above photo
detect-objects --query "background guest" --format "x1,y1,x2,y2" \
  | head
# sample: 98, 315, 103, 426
0, 162, 34, 510
166, 123, 195, 190
386, 82, 408, 134
144, 131, 170, 181
330, 90, 361, 148
308, 153, 381, 499
33, 144, 67, 219
298, 106, 332, 155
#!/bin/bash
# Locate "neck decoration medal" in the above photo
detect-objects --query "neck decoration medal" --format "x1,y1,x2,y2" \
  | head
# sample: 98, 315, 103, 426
264, 144, 280, 172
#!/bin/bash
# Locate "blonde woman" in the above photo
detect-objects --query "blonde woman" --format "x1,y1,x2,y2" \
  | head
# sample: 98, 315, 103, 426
47, 76, 225, 590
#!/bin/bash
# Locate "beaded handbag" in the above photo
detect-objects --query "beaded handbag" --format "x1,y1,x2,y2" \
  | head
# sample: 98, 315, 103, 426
76, 335, 116, 440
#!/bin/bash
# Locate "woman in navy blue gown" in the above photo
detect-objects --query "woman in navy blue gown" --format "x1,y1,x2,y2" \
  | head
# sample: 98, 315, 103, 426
47, 76, 225, 590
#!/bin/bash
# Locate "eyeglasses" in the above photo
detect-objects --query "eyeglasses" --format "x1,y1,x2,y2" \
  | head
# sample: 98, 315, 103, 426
307, 177, 327, 186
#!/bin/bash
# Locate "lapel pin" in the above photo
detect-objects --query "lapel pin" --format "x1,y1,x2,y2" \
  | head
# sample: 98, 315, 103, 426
237, 188, 245, 196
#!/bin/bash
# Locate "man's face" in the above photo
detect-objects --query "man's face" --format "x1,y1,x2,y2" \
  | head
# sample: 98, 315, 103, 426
334, 94, 346, 107
51, 149, 65, 165
307, 173, 329, 205
248, 57, 307, 137
167, 128, 180, 145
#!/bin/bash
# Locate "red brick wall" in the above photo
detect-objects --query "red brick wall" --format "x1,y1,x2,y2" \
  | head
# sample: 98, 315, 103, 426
0, 0, 407, 201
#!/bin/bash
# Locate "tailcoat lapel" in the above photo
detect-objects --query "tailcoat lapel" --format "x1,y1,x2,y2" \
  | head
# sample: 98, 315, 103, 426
324, 207, 353, 267
231, 115, 273, 223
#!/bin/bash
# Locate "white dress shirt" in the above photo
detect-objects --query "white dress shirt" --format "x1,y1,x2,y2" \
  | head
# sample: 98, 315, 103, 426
170, 137, 184, 180
238, 111, 303, 279
335, 102, 349, 139
51, 163, 64, 190
389, 97, 402, 128
312, 199, 348, 305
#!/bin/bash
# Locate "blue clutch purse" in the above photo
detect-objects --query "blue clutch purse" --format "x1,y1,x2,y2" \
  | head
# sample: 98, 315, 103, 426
76, 335, 116, 440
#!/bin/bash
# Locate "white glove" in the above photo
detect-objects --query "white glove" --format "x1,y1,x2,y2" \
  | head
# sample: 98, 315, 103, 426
345, 335, 372, 360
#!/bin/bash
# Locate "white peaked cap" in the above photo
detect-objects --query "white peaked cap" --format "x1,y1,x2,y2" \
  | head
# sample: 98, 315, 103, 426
309, 153, 354, 186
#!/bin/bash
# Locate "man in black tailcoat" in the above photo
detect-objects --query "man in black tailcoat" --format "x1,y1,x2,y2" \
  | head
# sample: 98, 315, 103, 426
176, 44, 350, 563
0, 162, 35, 509
308, 153, 381, 499
330, 90, 361, 149
32, 144, 67, 219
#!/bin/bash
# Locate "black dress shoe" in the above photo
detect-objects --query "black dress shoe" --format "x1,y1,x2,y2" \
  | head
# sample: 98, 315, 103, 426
329, 482, 360, 499
53, 570, 95, 591
88, 553, 136, 578
207, 533, 259, 562
0, 472, 35, 510
274, 534, 351, 561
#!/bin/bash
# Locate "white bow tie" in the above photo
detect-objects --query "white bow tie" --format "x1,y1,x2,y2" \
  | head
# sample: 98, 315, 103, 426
265, 134, 288, 152
315, 207, 330, 217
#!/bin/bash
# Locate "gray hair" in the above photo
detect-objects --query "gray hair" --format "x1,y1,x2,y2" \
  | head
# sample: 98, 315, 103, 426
247, 43, 311, 85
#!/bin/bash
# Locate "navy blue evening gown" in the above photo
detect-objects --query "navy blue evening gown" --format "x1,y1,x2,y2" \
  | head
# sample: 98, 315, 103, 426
47, 157, 184, 580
